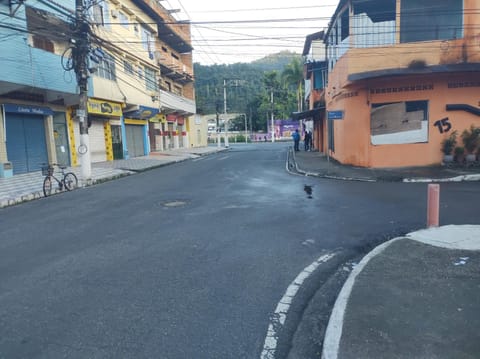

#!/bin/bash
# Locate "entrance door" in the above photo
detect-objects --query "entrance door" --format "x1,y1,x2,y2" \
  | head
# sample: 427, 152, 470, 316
53, 113, 70, 166
6, 114, 48, 174
125, 125, 145, 157
111, 125, 123, 159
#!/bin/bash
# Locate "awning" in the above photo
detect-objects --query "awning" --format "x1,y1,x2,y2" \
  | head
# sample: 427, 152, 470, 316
291, 107, 325, 120
123, 105, 160, 120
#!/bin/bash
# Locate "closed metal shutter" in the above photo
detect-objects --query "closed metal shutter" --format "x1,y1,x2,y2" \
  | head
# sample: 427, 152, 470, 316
6, 114, 48, 174
89, 120, 107, 163
125, 125, 145, 157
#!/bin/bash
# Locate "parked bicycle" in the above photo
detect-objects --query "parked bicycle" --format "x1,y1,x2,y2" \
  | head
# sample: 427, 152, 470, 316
42, 163, 78, 197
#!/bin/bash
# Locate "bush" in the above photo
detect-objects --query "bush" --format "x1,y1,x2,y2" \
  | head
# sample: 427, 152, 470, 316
441, 130, 457, 155
461, 125, 480, 154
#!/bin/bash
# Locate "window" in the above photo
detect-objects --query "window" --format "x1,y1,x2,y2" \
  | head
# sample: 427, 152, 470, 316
92, 2, 110, 28
124, 60, 134, 75
371, 100, 428, 145
32, 35, 54, 53
96, 53, 116, 81
340, 10, 349, 41
141, 26, 154, 58
401, 0, 463, 43
352, 0, 396, 47
173, 85, 182, 96
119, 12, 129, 29
144, 66, 158, 92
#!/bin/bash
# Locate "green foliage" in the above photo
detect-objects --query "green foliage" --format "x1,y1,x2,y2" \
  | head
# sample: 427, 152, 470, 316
194, 52, 302, 132
441, 130, 457, 155
461, 125, 480, 154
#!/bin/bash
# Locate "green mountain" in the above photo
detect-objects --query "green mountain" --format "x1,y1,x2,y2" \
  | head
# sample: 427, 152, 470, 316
194, 51, 301, 121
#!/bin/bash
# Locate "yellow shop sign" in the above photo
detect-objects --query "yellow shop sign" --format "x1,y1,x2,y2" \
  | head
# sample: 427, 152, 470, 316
87, 99, 123, 117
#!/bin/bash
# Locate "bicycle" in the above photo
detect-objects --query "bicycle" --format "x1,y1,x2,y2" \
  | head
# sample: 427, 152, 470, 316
42, 163, 78, 197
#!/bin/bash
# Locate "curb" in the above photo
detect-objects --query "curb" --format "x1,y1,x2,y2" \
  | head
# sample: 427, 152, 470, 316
321, 236, 404, 359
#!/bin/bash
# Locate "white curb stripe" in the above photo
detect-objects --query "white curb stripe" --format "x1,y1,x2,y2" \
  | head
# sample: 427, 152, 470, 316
261, 252, 336, 359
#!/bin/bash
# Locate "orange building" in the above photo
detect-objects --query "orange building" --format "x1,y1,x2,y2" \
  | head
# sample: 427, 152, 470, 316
319, 0, 480, 168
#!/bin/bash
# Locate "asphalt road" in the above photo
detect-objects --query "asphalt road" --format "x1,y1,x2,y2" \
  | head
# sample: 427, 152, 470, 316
1, 143, 479, 359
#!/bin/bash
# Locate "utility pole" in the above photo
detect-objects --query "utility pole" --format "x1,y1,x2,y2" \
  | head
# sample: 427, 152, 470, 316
73, 0, 91, 181
270, 89, 275, 143
216, 103, 220, 148
223, 79, 229, 148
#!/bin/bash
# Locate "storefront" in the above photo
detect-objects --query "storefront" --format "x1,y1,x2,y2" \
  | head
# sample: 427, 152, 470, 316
123, 105, 156, 158
2, 104, 52, 175
84, 98, 123, 163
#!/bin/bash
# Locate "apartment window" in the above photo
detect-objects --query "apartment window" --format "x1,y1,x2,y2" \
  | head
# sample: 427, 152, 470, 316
352, 0, 396, 47
141, 25, 154, 58
119, 12, 129, 29
96, 53, 116, 81
92, 2, 110, 28
171, 53, 179, 60
400, 0, 463, 43
340, 10, 349, 41
164, 81, 171, 92
32, 35, 54, 53
124, 60, 134, 75
371, 100, 428, 145
144, 66, 158, 92
173, 85, 182, 96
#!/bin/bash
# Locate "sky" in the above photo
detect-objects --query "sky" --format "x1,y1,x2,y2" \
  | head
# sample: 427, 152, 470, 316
162, 0, 340, 65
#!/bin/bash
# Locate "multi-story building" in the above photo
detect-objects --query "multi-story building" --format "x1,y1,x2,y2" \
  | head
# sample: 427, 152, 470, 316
83, 0, 197, 161
321, 0, 480, 167
0, 0, 200, 177
0, 1, 78, 176
294, 31, 328, 151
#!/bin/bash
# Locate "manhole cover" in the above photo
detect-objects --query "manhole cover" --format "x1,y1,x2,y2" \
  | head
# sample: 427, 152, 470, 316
163, 201, 187, 207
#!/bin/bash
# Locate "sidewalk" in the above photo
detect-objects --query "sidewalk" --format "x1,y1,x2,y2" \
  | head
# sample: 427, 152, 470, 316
0, 146, 227, 209
291, 150, 480, 182
322, 225, 480, 359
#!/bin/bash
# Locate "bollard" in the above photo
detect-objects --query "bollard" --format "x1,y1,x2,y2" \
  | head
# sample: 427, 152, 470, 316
427, 184, 440, 227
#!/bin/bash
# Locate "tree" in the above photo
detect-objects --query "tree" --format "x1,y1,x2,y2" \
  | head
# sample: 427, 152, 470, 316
281, 57, 304, 112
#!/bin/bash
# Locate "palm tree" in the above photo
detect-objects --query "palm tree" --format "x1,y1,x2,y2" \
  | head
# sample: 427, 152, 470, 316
281, 57, 304, 112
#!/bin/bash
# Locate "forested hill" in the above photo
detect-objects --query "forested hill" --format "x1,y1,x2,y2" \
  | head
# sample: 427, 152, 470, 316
194, 51, 301, 117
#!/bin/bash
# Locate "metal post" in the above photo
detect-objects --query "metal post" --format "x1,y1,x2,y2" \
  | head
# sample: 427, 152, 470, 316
74, 0, 91, 181
427, 184, 440, 227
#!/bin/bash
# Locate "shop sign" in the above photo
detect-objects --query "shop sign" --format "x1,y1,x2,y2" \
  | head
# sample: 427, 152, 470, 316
87, 99, 122, 117
124, 105, 159, 120
3, 104, 53, 115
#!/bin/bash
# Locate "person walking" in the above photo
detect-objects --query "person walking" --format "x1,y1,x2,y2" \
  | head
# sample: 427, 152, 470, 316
292, 129, 300, 151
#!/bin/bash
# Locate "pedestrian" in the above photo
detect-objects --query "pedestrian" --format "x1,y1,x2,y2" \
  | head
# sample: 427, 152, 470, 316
304, 131, 311, 151
292, 129, 300, 151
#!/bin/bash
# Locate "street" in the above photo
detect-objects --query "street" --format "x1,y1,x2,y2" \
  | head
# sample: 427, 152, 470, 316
1, 143, 479, 359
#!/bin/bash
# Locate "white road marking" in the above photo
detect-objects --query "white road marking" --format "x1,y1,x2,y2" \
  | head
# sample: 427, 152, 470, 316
218, 156, 230, 161
260, 252, 337, 359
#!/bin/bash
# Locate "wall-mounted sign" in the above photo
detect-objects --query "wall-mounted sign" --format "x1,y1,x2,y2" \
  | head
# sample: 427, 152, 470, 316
87, 99, 122, 117
123, 105, 159, 120
327, 110, 344, 120
3, 104, 54, 116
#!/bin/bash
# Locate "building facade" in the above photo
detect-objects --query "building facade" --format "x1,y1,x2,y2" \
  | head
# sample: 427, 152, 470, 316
323, 0, 480, 168
0, 0, 198, 178
0, 1, 78, 176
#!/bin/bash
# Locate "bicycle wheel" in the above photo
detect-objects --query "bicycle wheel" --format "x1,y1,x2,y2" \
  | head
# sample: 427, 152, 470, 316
63, 172, 78, 191
43, 176, 53, 197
